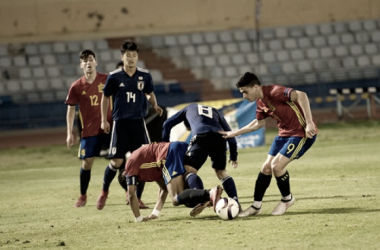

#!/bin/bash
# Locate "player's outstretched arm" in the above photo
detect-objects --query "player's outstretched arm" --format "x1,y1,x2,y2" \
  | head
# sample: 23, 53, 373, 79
143, 180, 168, 221
219, 119, 266, 138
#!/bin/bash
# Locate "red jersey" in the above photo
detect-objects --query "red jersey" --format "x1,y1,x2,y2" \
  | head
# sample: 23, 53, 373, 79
125, 143, 170, 182
256, 85, 318, 137
65, 73, 112, 138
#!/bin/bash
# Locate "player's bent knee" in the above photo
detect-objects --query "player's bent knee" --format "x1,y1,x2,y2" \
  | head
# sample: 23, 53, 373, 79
172, 196, 180, 206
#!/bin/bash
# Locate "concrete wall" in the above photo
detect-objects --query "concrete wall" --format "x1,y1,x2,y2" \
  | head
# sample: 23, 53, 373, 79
1, 0, 379, 44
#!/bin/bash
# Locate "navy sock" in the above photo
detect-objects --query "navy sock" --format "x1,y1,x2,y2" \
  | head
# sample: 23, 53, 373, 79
177, 189, 209, 208
185, 173, 204, 189
275, 170, 291, 198
80, 168, 91, 195
136, 181, 145, 199
102, 163, 117, 191
254, 172, 272, 201
117, 163, 128, 191
221, 176, 239, 203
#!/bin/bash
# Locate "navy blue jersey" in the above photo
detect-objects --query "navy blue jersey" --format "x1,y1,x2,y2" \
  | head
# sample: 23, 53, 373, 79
162, 103, 238, 160
103, 67, 154, 120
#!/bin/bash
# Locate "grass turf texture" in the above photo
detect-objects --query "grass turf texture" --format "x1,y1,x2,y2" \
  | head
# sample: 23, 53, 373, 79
0, 120, 379, 249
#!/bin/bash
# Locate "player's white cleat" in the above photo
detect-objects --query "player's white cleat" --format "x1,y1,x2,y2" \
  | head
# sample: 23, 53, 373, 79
190, 201, 211, 217
271, 195, 295, 215
238, 205, 261, 217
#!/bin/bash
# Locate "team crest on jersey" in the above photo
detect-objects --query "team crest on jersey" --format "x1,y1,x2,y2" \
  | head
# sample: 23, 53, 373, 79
81, 149, 86, 157
98, 83, 105, 93
137, 81, 144, 90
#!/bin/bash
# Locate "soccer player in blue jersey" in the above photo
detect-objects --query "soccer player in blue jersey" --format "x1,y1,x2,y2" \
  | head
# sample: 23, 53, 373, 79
162, 103, 240, 212
96, 41, 163, 210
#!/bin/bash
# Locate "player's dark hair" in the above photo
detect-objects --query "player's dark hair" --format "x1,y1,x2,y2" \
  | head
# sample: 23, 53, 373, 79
236, 72, 261, 88
183, 118, 191, 131
120, 40, 139, 54
116, 60, 124, 68
79, 49, 96, 60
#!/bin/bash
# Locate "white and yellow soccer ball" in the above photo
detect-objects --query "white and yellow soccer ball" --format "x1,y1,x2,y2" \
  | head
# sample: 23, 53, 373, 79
215, 197, 240, 220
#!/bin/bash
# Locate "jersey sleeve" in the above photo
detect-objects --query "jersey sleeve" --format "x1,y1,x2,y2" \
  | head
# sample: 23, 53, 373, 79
271, 85, 294, 102
256, 104, 268, 120
65, 84, 78, 106
124, 157, 140, 178
103, 74, 117, 97
144, 73, 154, 94
162, 109, 186, 142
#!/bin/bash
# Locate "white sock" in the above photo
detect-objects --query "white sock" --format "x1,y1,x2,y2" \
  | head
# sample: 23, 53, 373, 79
283, 194, 292, 201
253, 201, 262, 209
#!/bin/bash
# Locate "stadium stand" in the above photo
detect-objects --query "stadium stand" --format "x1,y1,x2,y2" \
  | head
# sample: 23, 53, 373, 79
1, 19, 379, 130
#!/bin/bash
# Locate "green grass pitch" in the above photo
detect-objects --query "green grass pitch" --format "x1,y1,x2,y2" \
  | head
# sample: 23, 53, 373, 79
0, 120, 379, 249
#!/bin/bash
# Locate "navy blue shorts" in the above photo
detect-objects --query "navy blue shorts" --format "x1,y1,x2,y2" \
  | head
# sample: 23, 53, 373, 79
109, 118, 150, 159
162, 141, 188, 184
268, 135, 317, 160
184, 132, 227, 171
78, 133, 110, 159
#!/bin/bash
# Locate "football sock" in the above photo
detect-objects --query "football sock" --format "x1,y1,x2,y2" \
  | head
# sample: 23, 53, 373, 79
254, 172, 272, 202
80, 168, 91, 195
221, 176, 239, 203
275, 170, 291, 198
102, 163, 118, 191
252, 201, 262, 209
136, 181, 146, 200
176, 189, 209, 208
185, 172, 204, 189
117, 160, 128, 191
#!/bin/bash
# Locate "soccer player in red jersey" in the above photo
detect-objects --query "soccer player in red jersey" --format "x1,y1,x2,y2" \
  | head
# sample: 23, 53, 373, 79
124, 141, 223, 222
65, 50, 112, 207
220, 72, 318, 216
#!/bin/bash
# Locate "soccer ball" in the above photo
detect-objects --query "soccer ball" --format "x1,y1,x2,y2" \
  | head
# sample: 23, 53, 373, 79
215, 197, 240, 220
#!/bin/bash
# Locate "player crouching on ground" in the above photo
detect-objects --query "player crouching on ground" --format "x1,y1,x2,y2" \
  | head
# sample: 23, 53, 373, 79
123, 141, 223, 222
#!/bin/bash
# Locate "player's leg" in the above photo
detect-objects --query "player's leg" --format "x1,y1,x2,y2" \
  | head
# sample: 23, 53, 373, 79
183, 166, 204, 189
127, 118, 152, 209
183, 135, 208, 189
74, 136, 99, 207
271, 135, 317, 215
97, 120, 127, 210
270, 153, 294, 215
209, 133, 239, 205
239, 136, 285, 217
